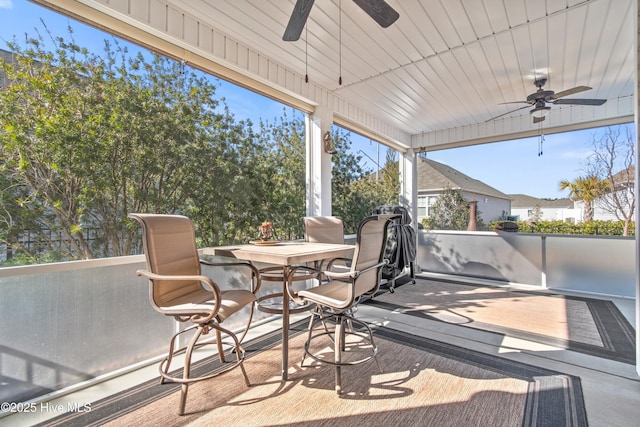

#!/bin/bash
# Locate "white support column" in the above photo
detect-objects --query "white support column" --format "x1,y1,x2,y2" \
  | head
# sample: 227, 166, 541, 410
305, 107, 333, 217
399, 149, 418, 219
400, 149, 419, 267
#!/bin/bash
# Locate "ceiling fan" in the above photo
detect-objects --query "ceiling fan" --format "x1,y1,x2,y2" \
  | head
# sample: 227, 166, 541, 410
488, 77, 607, 124
283, 0, 400, 41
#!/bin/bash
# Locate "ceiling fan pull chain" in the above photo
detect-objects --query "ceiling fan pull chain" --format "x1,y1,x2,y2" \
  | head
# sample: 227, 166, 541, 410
538, 127, 544, 157
339, 0, 343, 85
305, 25, 309, 83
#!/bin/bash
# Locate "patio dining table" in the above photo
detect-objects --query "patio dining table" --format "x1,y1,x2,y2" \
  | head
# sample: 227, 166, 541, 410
201, 241, 354, 380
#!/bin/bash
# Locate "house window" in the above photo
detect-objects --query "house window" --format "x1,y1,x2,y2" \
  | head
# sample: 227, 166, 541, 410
418, 197, 427, 218
418, 196, 438, 219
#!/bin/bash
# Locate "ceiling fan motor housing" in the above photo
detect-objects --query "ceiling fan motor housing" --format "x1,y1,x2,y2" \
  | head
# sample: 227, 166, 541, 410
527, 90, 555, 103
533, 99, 547, 109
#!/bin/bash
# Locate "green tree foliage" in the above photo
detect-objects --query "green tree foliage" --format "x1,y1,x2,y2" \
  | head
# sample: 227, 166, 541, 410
422, 187, 484, 230
331, 134, 397, 234
254, 111, 307, 241
0, 30, 267, 260
0, 28, 396, 264
507, 219, 635, 236
187, 107, 275, 246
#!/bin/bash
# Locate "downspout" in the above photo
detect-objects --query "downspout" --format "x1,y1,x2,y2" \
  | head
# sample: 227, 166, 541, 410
634, 0, 639, 377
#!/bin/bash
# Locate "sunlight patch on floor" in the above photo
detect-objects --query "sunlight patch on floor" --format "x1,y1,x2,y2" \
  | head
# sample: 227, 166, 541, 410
498, 335, 563, 354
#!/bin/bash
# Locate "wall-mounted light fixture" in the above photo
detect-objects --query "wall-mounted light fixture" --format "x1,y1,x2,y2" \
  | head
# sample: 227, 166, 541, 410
323, 131, 336, 154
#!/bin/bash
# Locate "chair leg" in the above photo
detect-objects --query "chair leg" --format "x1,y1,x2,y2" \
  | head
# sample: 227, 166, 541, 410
178, 324, 205, 415
359, 317, 383, 374
302, 306, 321, 366
157, 322, 250, 415
340, 316, 347, 352
216, 328, 226, 363
303, 309, 380, 394
226, 324, 251, 387
161, 331, 181, 385
235, 303, 256, 345
179, 383, 189, 416
334, 316, 344, 394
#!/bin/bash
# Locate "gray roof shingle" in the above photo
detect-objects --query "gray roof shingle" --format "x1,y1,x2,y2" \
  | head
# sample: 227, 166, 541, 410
417, 157, 510, 200
508, 193, 574, 208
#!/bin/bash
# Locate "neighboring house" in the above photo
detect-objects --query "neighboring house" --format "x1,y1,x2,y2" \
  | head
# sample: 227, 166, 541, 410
0, 48, 15, 87
416, 157, 511, 224
590, 165, 636, 222
509, 194, 579, 223
517, 165, 636, 223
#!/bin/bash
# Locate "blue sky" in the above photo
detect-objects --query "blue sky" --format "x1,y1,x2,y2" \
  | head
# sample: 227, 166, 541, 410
1, 0, 627, 199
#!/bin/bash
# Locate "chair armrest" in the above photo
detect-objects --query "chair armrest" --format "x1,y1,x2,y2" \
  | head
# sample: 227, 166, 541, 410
323, 269, 355, 280
136, 269, 222, 324
325, 257, 351, 269
199, 258, 262, 294
324, 259, 387, 280
284, 264, 321, 304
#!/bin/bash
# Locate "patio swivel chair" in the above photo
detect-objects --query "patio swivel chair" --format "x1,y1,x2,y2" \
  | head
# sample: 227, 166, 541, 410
286, 214, 397, 394
304, 215, 346, 245
129, 213, 261, 415
303, 215, 350, 273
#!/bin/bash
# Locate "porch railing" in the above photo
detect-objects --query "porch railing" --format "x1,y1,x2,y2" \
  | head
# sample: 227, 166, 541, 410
0, 230, 635, 409
0, 253, 276, 409
417, 230, 635, 297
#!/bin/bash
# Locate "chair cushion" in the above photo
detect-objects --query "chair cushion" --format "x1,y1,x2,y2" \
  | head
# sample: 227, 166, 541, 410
160, 288, 256, 322
217, 289, 257, 321
298, 281, 354, 309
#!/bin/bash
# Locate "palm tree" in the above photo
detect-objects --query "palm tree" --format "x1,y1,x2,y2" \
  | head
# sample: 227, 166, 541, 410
558, 175, 607, 221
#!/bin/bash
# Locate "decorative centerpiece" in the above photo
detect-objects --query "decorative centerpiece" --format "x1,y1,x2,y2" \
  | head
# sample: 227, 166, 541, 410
257, 221, 275, 241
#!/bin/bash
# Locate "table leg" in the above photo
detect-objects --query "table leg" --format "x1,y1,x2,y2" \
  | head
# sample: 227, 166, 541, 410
281, 265, 290, 381
258, 263, 316, 381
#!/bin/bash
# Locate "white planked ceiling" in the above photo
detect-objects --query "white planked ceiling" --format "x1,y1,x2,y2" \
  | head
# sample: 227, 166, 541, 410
40, 0, 635, 151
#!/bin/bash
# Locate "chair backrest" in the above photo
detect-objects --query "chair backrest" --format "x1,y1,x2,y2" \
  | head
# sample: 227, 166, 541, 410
304, 216, 345, 244
351, 214, 397, 297
129, 213, 203, 309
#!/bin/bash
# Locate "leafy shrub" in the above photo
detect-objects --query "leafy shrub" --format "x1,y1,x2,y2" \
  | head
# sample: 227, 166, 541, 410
488, 220, 635, 236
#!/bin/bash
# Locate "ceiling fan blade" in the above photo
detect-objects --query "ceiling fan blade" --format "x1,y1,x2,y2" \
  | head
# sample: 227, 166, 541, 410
533, 115, 546, 124
486, 104, 531, 122
552, 98, 607, 106
498, 101, 532, 106
352, 0, 399, 28
283, 0, 315, 41
550, 85, 591, 99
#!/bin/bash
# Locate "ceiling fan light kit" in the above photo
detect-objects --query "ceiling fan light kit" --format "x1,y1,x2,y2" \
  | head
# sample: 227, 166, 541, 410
531, 107, 551, 118
530, 103, 551, 118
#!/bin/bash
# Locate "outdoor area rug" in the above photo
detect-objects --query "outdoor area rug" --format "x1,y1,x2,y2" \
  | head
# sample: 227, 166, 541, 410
41, 320, 587, 426
367, 277, 636, 364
